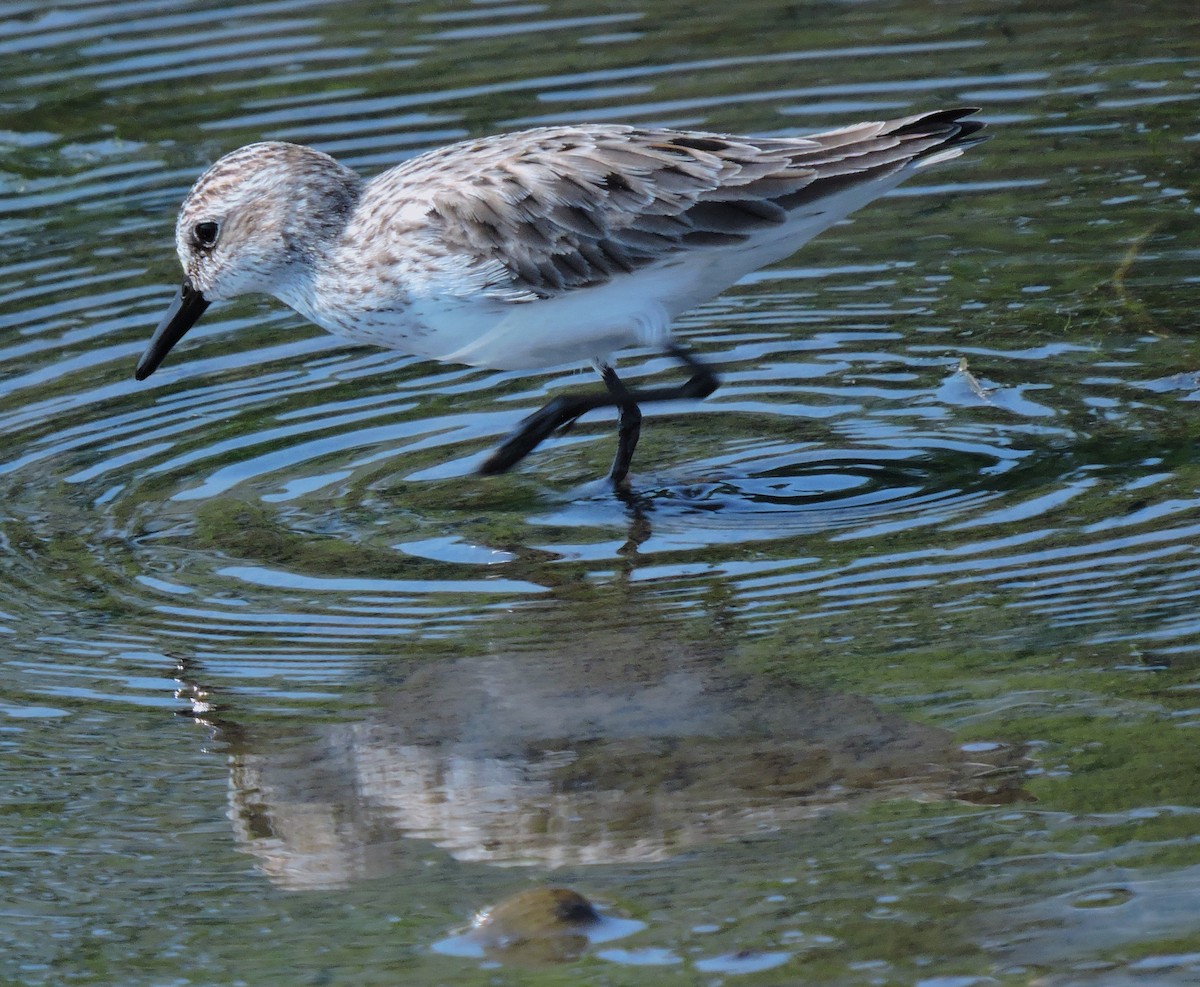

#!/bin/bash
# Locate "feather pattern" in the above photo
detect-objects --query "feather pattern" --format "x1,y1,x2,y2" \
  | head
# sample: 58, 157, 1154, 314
365, 108, 983, 302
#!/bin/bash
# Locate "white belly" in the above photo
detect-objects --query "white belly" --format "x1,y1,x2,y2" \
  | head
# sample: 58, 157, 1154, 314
419, 275, 678, 370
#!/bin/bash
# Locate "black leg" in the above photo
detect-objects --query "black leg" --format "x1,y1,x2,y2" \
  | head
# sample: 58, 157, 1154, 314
601, 365, 641, 485
478, 343, 721, 478
478, 390, 614, 476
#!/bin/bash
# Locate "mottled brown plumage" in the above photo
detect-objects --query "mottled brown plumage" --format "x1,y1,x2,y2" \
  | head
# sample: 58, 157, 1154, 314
366, 109, 984, 303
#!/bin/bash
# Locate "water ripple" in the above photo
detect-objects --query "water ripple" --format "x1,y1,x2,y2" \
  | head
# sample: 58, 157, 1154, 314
2, 1, 1200, 979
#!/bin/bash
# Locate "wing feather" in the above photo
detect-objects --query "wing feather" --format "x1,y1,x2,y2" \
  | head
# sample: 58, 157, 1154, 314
389, 109, 983, 301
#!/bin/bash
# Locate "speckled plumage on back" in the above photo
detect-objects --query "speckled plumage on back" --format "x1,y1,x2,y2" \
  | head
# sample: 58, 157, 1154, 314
368, 109, 982, 311
152, 108, 984, 371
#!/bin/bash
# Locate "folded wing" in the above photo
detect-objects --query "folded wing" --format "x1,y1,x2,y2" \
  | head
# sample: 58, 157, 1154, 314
397, 107, 984, 302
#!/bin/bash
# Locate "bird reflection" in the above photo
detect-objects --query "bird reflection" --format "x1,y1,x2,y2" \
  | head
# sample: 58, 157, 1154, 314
174, 617, 1027, 890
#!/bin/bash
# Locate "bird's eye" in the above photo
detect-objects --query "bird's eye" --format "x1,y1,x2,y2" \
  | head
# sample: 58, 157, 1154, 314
193, 221, 220, 249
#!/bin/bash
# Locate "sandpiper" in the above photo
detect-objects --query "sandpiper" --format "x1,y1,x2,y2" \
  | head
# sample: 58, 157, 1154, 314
135, 108, 985, 483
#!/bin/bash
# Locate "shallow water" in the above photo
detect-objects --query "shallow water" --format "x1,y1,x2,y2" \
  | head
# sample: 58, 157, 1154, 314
2, 0, 1199, 983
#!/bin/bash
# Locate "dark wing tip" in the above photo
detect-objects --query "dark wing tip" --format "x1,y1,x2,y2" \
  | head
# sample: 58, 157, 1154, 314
893, 106, 988, 146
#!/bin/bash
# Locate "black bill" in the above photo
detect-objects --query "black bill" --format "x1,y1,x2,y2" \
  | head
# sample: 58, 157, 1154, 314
134, 280, 210, 380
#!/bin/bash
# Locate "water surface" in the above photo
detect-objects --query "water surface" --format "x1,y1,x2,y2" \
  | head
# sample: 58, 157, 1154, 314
2, 0, 1199, 983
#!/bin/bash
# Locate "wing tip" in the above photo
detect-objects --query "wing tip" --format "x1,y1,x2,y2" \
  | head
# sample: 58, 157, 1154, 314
894, 106, 988, 144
